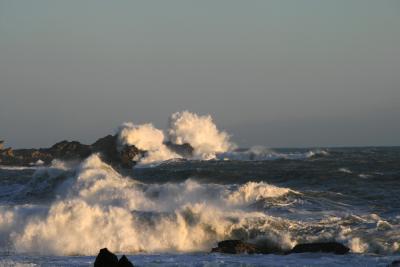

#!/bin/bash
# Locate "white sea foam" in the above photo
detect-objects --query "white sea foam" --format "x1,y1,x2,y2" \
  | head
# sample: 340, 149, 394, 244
118, 122, 181, 166
218, 146, 328, 161
0, 166, 39, 171
339, 168, 352, 174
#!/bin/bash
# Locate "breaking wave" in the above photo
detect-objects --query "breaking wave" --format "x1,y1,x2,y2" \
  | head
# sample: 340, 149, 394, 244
0, 155, 398, 256
0, 155, 297, 255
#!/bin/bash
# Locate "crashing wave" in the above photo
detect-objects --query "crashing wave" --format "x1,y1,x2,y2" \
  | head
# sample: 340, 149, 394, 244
0, 155, 398, 256
0, 155, 296, 255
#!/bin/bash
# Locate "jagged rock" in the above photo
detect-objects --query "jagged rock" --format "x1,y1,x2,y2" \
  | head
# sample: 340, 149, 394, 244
94, 248, 119, 267
91, 135, 120, 163
288, 242, 350, 255
91, 135, 143, 169
211, 240, 259, 254
117, 255, 134, 267
48, 140, 91, 159
91, 135, 118, 157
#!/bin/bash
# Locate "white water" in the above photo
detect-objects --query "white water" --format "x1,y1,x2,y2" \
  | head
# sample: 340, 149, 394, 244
0, 155, 297, 255
168, 111, 235, 160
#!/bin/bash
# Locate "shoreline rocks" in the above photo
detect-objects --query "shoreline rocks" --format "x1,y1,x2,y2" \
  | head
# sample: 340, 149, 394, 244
287, 242, 350, 255
94, 248, 134, 267
211, 240, 350, 255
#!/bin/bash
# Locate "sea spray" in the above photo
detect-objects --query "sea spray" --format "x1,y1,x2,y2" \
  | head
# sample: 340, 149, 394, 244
168, 111, 235, 159
118, 122, 181, 166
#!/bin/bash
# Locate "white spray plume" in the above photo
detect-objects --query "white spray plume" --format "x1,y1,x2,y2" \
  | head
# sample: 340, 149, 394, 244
117, 122, 180, 166
168, 111, 235, 159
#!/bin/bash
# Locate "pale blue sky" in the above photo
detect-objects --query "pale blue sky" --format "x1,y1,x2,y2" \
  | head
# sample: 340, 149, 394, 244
1, 1, 399, 148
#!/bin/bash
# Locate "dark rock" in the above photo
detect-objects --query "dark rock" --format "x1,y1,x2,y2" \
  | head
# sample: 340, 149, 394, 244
118, 255, 134, 267
0, 140, 4, 150
94, 248, 119, 267
48, 140, 91, 159
91, 135, 120, 164
211, 240, 259, 254
288, 242, 350, 255
389, 260, 400, 267
165, 141, 194, 158
0, 134, 144, 168
91, 135, 143, 169
119, 145, 142, 168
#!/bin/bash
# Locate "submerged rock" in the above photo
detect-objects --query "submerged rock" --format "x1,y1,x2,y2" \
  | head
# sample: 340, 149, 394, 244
94, 248, 119, 267
389, 260, 400, 267
288, 242, 350, 255
211, 240, 259, 254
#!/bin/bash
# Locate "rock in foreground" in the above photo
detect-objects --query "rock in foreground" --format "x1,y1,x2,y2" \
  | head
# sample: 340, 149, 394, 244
94, 248, 134, 267
94, 248, 119, 267
118, 255, 135, 267
288, 242, 350, 255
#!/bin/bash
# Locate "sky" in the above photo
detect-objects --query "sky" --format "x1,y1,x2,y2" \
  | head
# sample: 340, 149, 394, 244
0, 0, 399, 148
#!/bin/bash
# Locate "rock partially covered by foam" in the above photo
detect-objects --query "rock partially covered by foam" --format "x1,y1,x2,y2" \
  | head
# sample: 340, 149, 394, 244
91, 134, 144, 168
0, 135, 147, 169
94, 248, 135, 267
288, 242, 350, 255
164, 141, 194, 158
211, 240, 259, 254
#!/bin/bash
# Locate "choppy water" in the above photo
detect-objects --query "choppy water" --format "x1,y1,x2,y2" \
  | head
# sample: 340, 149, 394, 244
0, 147, 399, 266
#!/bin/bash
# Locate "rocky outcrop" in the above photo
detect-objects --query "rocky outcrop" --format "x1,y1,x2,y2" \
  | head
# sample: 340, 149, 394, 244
94, 248, 134, 267
0, 135, 193, 168
287, 242, 350, 255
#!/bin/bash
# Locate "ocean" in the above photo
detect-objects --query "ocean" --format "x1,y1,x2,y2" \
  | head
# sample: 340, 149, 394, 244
0, 147, 399, 266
